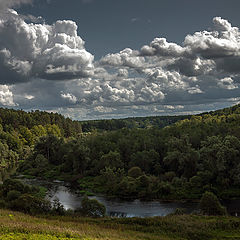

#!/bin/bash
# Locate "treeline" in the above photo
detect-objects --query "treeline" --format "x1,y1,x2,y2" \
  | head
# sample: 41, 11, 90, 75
19, 104, 240, 200
0, 107, 188, 180
0, 107, 189, 135
0, 108, 82, 137
0, 107, 187, 183
0, 108, 82, 180
80, 115, 190, 132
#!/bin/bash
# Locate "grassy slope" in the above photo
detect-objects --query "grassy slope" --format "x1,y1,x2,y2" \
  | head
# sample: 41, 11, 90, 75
1, 209, 240, 240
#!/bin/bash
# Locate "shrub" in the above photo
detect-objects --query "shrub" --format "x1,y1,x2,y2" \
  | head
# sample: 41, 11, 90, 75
51, 198, 65, 215
7, 190, 21, 201
199, 191, 227, 216
77, 196, 106, 217
2, 179, 25, 196
157, 182, 173, 196
169, 208, 186, 215
9, 194, 51, 214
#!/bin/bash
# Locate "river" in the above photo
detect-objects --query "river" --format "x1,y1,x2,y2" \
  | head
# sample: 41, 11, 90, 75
22, 179, 240, 217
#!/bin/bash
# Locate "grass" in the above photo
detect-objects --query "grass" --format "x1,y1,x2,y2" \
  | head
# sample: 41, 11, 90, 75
1, 209, 240, 239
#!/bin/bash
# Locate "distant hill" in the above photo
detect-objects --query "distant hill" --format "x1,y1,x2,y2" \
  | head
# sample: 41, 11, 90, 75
0, 108, 82, 137
200, 104, 240, 116
0, 107, 191, 135
80, 115, 191, 132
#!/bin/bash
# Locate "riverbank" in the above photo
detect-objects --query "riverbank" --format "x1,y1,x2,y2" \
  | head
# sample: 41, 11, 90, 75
16, 177, 240, 217
1, 208, 240, 240
18, 178, 199, 217
16, 174, 234, 202
46, 174, 240, 202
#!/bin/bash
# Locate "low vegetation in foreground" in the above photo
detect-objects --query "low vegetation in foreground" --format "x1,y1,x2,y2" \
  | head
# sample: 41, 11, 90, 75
0, 179, 234, 240
0, 209, 240, 240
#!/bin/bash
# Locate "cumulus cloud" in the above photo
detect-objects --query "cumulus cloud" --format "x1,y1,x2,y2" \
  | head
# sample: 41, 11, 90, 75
94, 106, 116, 113
0, 85, 16, 106
187, 86, 204, 94
117, 68, 129, 78
94, 16, 240, 118
183, 17, 240, 59
0, 10, 94, 84
20, 14, 44, 23
61, 92, 77, 104
141, 38, 185, 57
217, 77, 238, 90
100, 48, 145, 68
167, 57, 216, 77
2, 12, 240, 120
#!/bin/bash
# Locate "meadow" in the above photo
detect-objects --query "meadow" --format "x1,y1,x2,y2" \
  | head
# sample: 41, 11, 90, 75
1, 209, 240, 240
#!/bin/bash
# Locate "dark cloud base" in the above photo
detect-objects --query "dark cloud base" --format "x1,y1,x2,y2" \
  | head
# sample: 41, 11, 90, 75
0, 6, 240, 120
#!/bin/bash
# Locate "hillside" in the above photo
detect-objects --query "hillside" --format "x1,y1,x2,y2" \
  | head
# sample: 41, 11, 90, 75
9, 104, 240, 201
0, 108, 82, 138
1, 104, 240, 239
80, 115, 190, 132
201, 104, 240, 116
0, 209, 240, 240
2, 104, 240, 200
0, 107, 190, 135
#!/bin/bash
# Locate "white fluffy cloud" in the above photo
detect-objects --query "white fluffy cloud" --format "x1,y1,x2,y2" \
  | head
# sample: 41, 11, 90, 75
141, 37, 185, 57
61, 92, 77, 104
93, 16, 240, 118
0, 85, 16, 106
100, 48, 145, 68
217, 77, 238, 90
0, 10, 94, 84
184, 17, 240, 58
2, 11, 240, 119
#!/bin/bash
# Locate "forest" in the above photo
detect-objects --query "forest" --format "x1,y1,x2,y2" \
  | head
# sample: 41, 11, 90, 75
1, 105, 240, 202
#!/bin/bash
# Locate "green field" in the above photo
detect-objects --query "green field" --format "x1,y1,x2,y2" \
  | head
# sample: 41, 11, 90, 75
1, 209, 240, 240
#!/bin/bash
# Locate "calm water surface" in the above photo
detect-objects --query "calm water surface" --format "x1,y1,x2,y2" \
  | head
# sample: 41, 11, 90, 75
22, 179, 198, 217
22, 179, 240, 217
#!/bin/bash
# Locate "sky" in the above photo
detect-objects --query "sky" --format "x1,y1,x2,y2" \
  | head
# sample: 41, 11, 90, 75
0, 0, 240, 120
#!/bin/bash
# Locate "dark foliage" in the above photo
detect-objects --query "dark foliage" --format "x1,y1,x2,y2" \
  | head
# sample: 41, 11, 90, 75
199, 191, 227, 216
75, 196, 106, 217
2, 105, 240, 201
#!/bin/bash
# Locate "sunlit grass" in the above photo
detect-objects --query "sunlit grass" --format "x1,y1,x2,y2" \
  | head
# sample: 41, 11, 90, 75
1, 209, 240, 240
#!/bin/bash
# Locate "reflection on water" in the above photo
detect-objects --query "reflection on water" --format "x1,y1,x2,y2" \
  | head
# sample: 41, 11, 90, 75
88, 196, 198, 217
21, 179, 240, 218
47, 185, 82, 210
22, 179, 199, 217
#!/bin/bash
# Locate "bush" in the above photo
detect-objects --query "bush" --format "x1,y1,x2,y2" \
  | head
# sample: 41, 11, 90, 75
9, 194, 52, 215
169, 208, 186, 215
157, 182, 173, 196
199, 191, 227, 216
76, 196, 106, 217
7, 190, 21, 201
2, 179, 25, 196
51, 198, 65, 215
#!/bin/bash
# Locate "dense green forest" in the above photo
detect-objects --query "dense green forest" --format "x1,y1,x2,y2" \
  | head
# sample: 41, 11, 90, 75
80, 115, 190, 132
1, 105, 240, 201
0, 108, 82, 179
0, 107, 187, 181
